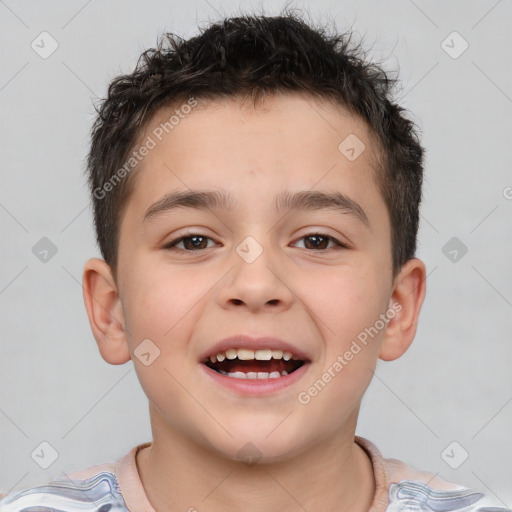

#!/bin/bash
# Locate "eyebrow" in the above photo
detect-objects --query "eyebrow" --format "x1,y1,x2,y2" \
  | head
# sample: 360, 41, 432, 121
143, 188, 370, 228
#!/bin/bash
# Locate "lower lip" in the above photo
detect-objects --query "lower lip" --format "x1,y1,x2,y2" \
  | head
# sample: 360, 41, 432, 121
200, 362, 310, 395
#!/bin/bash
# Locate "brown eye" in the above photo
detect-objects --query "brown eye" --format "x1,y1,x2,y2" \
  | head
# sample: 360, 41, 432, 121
163, 232, 346, 253
293, 234, 345, 251
164, 235, 216, 251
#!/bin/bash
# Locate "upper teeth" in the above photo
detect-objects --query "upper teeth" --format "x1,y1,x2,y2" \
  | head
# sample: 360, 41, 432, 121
208, 348, 293, 363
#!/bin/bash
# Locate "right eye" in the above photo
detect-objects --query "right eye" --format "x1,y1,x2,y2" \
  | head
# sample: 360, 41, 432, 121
163, 234, 218, 252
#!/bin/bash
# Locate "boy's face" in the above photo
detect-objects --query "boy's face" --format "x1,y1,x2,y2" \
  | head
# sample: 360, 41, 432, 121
85, 93, 425, 462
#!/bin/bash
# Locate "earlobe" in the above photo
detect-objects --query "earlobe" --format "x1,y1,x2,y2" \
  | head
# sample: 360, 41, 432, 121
378, 258, 427, 362
82, 258, 131, 365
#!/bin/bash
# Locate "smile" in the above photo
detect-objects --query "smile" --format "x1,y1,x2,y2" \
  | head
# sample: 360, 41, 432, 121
204, 347, 305, 379
200, 346, 311, 394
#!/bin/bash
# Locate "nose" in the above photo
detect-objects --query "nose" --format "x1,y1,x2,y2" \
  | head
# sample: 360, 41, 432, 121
216, 237, 295, 313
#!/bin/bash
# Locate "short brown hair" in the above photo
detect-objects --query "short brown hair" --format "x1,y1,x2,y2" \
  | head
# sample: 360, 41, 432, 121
85, 10, 424, 280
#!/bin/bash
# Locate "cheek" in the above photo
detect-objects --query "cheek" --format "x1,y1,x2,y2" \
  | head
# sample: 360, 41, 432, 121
316, 269, 387, 399
133, 356, 201, 439
122, 263, 202, 336
310, 268, 386, 342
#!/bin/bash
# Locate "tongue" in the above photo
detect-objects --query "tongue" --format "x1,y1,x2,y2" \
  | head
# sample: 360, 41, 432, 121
216, 359, 287, 374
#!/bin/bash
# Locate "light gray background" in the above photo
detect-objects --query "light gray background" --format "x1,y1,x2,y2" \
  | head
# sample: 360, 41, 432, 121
1, 0, 511, 506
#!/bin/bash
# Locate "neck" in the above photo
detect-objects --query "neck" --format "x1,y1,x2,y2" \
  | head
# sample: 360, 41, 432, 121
136, 409, 375, 512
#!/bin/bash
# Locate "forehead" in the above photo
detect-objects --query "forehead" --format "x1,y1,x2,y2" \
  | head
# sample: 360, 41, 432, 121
122, 93, 386, 228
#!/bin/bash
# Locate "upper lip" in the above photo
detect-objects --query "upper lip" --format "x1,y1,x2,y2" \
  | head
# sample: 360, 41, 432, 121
199, 335, 311, 363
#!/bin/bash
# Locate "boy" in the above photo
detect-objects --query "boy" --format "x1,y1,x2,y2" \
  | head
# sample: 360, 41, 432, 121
1, 10, 508, 512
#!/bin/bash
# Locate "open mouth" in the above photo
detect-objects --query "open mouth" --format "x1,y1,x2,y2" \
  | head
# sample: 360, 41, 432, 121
204, 348, 307, 380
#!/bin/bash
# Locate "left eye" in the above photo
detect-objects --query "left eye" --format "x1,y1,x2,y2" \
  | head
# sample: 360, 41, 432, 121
164, 233, 345, 251
292, 233, 345, 250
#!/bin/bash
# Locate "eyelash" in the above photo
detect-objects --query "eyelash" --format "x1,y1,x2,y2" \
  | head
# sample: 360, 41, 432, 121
163, 233, 347, 252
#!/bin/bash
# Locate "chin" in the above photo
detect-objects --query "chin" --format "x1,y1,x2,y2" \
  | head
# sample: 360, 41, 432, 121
203, 423, 312, 466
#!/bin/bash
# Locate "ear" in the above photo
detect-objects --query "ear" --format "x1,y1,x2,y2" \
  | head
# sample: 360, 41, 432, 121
82, 258, 131, 365
379, 258, 427, 361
